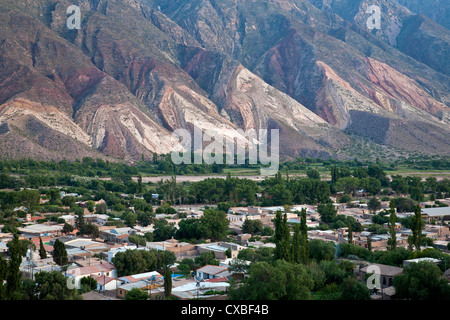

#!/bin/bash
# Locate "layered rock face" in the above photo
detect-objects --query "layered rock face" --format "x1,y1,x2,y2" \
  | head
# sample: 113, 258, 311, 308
0, 0, 449, 161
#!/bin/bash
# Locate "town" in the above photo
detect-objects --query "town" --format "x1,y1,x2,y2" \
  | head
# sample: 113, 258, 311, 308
0, 157, 449, 300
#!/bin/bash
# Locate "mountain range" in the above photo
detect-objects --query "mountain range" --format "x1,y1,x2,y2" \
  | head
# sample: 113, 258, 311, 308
0, 0, 449, 162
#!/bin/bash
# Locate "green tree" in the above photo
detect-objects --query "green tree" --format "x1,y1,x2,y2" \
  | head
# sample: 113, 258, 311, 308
394, 262, 450, 300
153, 219, 177, 242
274, 212, 291, 262
318, 203, 337, 224
388, 200, 397, 250
200, 209, 230, 241
62, 223, 74, 234
126, 288, 148, 300
164, 267, 172, 298
339, 277, 371, 300
300, 208, 309, 264
308, 240, 336, 262
411, 205, 424, 251
80, 276, 97, 293
194, 251, 219, 268
33, 271, 82, 300
39, 237, 47, 259
52, 239, 68, 266
6, 233, 23, 299
306, 168, 321, 180
292, 224, 301, 264
228, 260, 313, 300
368, 198, 381, 213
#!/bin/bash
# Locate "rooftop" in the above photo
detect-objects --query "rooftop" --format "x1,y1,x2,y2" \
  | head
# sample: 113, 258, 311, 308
197, 265, 228, 276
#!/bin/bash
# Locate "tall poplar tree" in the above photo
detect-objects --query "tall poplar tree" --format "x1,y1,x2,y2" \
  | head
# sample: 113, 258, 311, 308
411, 205, 424, 251
53, 239, 68, 266
274, 211, 291, 262
291, 224, 300, 264
39, 237, 47, 259
164, 267, 172, 298
300, 208, 309, 264
388, 200, 397, 250
6, 233, 22, 299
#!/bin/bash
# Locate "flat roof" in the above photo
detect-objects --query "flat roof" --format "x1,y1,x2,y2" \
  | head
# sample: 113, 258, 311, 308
422, 207, 450, 217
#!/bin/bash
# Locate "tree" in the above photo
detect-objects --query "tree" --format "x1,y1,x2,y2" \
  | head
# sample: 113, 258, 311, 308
339, 277, 371, 300
228, 260, 313, 300
200, 209, 229, 241
6, 233, 23, 299
123, 211, 137, 227
347, 224, 353, 244
368, 198, 381, 213
175, 218, 206, 241
306, 168, 321, 180
126, 288, 148, 300
32, 271, 82, 300
86, 200, 95, 213
411, 205, 424, 251
0, 255, 7, 299
80, 276, 97, 293
367, 236, 372, 252
308, 240, 336, 262
52, 239, 68, 266
300, 208, 309, 264
164, 267, 172, 298
318, 203, 337, 224
292, 224, 301, 264
242, 219, 263, 235
335, 177, 359, 196
194, 251, 219, 268
39, 237, 47, 259
388, 200, 397, 250
394, 262, 450, 300
62, 223, 74, 234
137, 211, 154, 227
274, 211, 291, 262
153, 219, 176, 242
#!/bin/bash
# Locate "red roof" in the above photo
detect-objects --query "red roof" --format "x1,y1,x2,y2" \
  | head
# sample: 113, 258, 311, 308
205, 277, 228, 283
66, 262, 115, 276
91, 274, 115, 285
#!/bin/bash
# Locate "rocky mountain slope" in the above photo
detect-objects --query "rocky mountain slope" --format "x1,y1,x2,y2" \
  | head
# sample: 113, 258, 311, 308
0, 0, 449, 162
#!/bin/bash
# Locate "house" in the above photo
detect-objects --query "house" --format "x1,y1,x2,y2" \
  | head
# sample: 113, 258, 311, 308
116, 272, 164, 299
359, 264, 403, 289
171, 279, 230, 300
197, 242, 244, 259
65, 261, 117, 289
403, 257, 441, 268
100, 227, 133, 243
196, 265, 230, 280
421, 207, 450, 223
117, 271, 163, 286
146, 239, 197, 258
91, 274, 121, 292
18, 224, 63, 238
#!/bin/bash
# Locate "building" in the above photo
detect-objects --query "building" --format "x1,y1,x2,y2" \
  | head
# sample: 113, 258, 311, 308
18, 224, 63, 238
146, 239, 197, 258
196, 265, 230, 280
91, 274, 121, 292
65, 262, 117, 289
197, 242, 245, 259
359, 264, 403, 289
403, 257, 441, 268
421, 207, 450, 223
100, 227, 133, 243
116, 271, 164, 299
